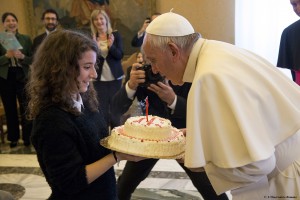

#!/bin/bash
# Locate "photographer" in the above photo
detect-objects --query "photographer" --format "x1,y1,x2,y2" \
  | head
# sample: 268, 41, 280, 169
111, 58, 229, 199
131, 13, 160, 47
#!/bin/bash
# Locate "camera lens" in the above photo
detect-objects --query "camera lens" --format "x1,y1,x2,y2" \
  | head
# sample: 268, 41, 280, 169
137, 64, 164, 87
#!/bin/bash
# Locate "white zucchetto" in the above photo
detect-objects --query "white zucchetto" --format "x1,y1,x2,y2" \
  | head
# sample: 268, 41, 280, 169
146, 10, 195, 36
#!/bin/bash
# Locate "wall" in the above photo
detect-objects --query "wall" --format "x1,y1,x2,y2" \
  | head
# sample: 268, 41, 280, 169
0, 0, 235, 44
0, 0, 32, 37
156, 0, 235, 44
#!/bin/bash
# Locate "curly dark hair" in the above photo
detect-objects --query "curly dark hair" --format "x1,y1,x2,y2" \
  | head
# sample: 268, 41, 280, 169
27, 30, 99, 119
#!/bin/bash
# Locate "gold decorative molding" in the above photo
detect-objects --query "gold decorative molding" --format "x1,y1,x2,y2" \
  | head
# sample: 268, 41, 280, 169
24, 0, 36, 38
22, 0, 156, 54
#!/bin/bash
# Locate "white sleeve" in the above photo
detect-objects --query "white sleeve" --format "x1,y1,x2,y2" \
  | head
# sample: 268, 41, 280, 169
167, 95, 177, 114
204, 154, 276, 195
137, 32, 145, 39
125, 82, 137, 100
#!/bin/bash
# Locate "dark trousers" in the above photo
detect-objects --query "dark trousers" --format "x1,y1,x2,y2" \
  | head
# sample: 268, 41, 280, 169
117, 159, 229, 200
93, 79, 122, 129
0, 69, 32, 142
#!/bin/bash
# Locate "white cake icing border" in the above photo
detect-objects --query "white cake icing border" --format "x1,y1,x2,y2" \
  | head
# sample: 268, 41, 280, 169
100, 126, 185, 159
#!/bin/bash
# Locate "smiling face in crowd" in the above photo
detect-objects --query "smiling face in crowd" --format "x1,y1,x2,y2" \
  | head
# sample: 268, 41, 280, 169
43, 12, 58, 32
77, 50, 98, 93
3, 14, 18, 33
92, 13, 108, 33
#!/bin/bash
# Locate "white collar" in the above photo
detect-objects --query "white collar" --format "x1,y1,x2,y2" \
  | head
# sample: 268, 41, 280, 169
46, 29, 56, 35
182, 38, 204, 83
73, 94, 84, 112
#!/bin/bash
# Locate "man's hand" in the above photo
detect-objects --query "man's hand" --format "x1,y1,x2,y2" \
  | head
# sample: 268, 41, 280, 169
128, 63, 146, 90
138, 19, 151, 36
148, 81, 176, 105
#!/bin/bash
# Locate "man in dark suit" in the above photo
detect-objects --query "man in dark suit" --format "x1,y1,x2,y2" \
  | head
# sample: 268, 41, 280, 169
131, 13, 160, 47
111, 62, 229, 200
277, 0, 300, 83
32, 9, 59, 53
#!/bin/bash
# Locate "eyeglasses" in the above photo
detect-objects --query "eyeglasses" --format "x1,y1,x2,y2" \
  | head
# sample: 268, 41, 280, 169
44, 17, 57, 21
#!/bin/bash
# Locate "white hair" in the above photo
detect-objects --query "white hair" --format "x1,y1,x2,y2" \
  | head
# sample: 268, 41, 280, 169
143, 32, 201, 53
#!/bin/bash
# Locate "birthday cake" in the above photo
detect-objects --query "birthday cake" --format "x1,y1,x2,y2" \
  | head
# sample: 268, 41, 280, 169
101, 115, 185, 159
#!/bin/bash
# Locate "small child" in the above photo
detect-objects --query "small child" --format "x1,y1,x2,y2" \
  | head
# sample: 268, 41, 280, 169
136, 51, 144, 64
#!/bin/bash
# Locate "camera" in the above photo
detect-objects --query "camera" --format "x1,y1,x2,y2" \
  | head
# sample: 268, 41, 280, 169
136, 64, 164, 87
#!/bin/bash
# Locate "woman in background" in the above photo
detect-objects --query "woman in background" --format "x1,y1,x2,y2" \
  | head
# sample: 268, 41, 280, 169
90, 9, 124, 130
0, 12, 32, 147
27, 30, 143, 200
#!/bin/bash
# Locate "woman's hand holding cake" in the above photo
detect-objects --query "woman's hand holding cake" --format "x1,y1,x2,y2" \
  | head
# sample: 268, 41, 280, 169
112, 151, 145, 163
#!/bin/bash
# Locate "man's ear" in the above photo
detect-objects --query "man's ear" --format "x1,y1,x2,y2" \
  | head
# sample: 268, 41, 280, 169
168, 42, 180, 61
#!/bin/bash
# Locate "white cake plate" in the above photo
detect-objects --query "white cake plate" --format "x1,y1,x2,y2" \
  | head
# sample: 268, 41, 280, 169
100, 136, 185, 159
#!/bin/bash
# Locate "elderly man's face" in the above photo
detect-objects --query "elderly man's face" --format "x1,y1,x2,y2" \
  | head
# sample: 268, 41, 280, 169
142, 39, 184, 85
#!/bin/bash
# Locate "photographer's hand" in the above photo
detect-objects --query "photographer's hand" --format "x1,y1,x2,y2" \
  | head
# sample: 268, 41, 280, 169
148, 81, 176, 105
138, 19, 150, 36
128, 63, 146, 90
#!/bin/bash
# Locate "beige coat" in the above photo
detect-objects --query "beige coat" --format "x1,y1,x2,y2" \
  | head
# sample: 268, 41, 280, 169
183, 38, 300, 199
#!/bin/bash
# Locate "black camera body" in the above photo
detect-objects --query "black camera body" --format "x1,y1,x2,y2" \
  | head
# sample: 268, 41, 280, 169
136, 64, 164, 87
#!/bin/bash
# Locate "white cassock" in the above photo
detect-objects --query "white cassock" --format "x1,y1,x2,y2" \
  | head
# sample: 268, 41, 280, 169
183, 38, 300, 199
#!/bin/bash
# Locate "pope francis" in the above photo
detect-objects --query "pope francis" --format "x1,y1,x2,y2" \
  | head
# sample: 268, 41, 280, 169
142, 11, 300, 200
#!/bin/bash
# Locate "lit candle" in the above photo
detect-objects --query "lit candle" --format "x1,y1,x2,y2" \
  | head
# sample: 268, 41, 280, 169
146, 96, 149, 122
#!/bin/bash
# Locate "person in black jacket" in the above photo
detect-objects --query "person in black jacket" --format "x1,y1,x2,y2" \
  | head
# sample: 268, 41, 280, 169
131, 13, 160, 47
90, 9, 124, 129
0, 12, 33, 147
27, 29, 144, 200
111, 57, 229, 200
277, 0, 300, 84
32, 8, 59, 54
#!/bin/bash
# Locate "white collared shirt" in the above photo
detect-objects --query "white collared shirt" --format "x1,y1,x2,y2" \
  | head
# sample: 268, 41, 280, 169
73, 94, 84, 112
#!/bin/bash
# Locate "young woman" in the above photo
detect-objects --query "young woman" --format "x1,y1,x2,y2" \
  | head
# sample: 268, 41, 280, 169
27, 30, 143, 200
